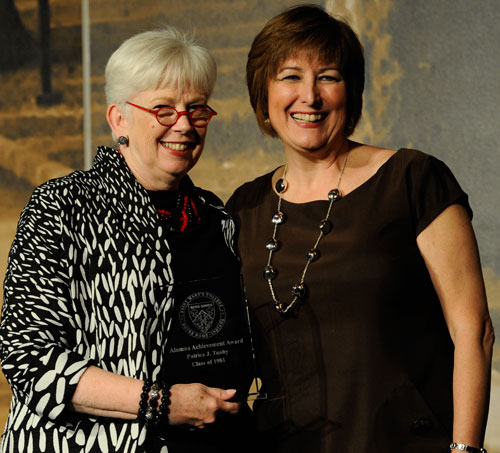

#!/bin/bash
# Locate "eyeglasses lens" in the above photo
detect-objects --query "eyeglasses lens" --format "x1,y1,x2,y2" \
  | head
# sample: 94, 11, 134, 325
191, 109, 211, 125
157, 108, 177, 126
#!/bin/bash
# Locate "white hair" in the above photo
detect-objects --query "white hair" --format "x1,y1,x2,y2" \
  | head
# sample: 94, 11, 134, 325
105, 27, 217, 109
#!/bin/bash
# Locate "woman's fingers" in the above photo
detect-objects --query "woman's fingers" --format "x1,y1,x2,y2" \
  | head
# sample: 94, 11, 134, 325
218, 399, 240, 414
168, 383, 240, 426
205, 387, 239, 414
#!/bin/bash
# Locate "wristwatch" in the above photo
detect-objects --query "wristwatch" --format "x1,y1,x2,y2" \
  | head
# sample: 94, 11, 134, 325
450, 442, 487, 453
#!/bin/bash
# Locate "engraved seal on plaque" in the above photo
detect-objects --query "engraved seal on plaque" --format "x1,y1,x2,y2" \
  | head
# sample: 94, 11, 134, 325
179, 291, 226, 339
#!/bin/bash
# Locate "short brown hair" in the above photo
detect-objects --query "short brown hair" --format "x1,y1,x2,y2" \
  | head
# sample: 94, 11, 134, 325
246, 4, 365, 137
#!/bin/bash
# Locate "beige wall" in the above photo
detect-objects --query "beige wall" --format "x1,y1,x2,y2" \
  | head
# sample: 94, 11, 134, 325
1, 0, 499, 448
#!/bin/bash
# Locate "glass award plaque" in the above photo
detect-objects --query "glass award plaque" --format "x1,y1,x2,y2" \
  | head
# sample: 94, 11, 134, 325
163, 274, 265, 401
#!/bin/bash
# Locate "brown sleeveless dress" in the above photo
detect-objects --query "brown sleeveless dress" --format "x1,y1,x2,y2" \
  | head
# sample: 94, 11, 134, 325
226, 149, 472, 453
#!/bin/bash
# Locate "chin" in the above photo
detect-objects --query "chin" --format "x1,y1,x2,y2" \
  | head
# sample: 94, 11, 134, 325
293, 141, 329, 152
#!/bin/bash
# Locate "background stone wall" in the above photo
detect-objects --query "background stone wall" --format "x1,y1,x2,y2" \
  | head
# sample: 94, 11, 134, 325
0, 0, 498, 448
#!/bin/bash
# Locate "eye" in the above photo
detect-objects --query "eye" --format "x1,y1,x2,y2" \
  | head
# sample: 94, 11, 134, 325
318, 74, 343, 82
152, 104, 173, 111
188, 104, 207, 112
281, 74, 301, 81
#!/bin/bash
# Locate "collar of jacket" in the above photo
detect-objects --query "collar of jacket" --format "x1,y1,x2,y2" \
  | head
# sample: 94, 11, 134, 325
91, 146, 230, 233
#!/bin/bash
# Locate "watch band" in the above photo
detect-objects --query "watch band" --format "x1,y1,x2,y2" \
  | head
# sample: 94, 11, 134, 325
450, 442, 487, 453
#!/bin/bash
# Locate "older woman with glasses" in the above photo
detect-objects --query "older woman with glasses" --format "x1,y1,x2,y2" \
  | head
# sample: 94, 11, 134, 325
0, 27, 253, 453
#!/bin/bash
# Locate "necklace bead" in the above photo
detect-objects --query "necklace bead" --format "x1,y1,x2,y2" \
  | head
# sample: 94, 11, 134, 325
328, 188, 341, 201
272, 211, 286, 224
319, 219, 332, 234
266, 238, 280, 251
263, 265, 278, 281
292, 283, 306, 298
275, 178, 287, 193
306, 248, 319, 262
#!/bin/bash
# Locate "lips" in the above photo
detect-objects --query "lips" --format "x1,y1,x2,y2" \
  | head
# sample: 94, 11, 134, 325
291, 112, 327, 123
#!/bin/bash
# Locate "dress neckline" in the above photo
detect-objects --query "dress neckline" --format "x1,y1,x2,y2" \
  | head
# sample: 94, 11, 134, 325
271, 148, 404, 206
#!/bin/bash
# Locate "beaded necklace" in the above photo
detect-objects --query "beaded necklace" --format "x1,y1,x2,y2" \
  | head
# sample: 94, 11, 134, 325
263, 151, 349, 315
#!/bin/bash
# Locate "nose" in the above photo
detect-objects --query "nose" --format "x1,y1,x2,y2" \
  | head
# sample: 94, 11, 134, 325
171, 111, 194, 131
300, 80, 321, 106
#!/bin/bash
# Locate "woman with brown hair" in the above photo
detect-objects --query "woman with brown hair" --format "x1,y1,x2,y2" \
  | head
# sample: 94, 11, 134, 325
227, 4, 494, 452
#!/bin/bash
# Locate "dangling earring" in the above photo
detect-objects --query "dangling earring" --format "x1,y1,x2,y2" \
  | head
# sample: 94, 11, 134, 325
264, 118, 275, 134
117, 136, 129, 146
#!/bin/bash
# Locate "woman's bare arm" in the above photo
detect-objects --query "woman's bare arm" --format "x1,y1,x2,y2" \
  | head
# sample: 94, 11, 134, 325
70, 366, 239, 426
417, 204, 495, 447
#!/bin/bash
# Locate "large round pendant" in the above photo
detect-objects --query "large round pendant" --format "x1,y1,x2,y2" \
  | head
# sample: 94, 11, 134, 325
263, 265, 278, 281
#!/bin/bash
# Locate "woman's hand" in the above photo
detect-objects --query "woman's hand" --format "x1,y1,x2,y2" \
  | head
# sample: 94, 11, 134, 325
168, 383, 239, 428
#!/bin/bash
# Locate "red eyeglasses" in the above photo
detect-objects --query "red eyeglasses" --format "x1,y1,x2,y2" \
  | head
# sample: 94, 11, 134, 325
126, 102, 217, 127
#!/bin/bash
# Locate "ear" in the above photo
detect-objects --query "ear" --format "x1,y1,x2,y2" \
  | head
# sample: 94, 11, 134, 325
106, 104, 128, 141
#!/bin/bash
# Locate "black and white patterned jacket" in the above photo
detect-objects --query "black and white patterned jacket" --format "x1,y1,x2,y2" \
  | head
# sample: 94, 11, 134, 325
0, 146, 237, 452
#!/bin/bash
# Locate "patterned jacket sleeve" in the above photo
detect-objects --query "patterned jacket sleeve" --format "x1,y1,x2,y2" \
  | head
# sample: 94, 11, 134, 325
0, 184, 95, 421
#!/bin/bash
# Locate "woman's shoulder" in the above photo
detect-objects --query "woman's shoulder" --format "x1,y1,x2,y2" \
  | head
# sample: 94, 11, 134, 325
28, 169, 101, 211
349, 144, 441, 175
235, 169, 276, 191
32, 146, 127, 205
193, 185, 227, 212
341, 143, 457, 198
348, 143, 397, 168
380, 148, 453, 181
226, 169, 277, 211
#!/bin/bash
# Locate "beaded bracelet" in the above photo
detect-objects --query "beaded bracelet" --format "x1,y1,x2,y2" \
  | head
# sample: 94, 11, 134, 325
157, 383, 171, 424
137, 380, 171, 426
144, 382, 161, 426
137, 379, 152, 423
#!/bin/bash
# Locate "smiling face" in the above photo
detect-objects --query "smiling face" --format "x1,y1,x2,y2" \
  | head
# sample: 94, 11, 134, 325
267, 53, 348, 159
110, 86, 209, 190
